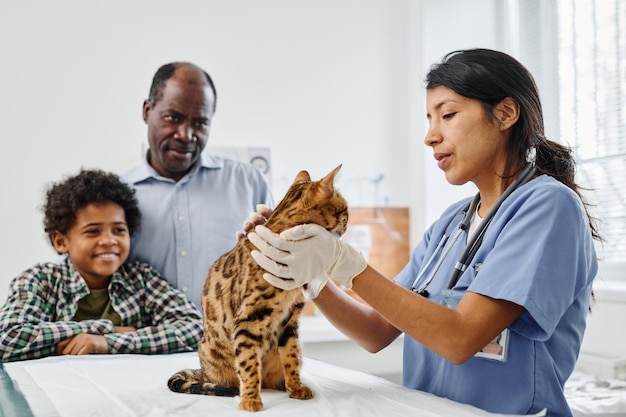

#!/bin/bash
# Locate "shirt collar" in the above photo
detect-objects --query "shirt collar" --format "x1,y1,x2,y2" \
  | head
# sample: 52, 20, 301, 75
109, 264, 138, 293
61, 257, 136, 295
124, 150, 224, 185
61, 258, 90, 295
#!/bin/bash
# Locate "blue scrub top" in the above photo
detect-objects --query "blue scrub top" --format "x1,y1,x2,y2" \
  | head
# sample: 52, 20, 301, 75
394, 175, 597, 417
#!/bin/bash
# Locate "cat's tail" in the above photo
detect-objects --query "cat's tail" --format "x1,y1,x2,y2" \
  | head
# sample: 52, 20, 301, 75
167, 369, 240, 397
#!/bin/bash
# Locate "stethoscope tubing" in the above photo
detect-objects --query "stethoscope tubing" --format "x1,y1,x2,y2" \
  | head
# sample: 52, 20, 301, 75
446, 162, 537, 289
411, 162, 537, 296
411, 195, 479, 295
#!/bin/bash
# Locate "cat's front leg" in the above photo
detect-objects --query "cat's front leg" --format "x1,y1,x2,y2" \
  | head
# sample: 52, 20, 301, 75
235, 335, 264, 411
278, 323, 314, 400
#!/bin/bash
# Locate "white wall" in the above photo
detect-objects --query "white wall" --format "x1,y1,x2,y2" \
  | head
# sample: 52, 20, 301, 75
0, 0, 414, 302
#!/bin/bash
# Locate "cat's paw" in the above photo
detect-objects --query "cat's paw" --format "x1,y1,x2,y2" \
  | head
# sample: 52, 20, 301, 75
239, 398, 264, 412
287, 384, 314, 400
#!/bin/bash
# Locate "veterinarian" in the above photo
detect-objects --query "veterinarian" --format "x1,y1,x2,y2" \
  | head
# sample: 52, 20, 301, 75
121, 62, 274, 310
248, 49, 599, 417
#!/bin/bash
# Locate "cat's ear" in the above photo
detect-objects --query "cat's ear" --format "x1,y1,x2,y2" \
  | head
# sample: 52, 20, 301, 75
293, 170, 311, 184
315, 164, 342, 199
321, 164, 342, 186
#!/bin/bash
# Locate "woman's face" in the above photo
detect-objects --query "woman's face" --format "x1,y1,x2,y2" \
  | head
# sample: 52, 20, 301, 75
424, 86, 509, 193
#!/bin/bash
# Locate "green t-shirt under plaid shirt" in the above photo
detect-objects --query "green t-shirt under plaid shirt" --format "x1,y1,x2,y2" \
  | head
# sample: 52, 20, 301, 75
73, 288, 123, 326
0, 257, 203, 362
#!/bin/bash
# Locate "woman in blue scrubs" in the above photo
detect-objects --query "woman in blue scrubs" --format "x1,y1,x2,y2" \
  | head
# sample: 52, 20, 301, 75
248, 49, 599, 417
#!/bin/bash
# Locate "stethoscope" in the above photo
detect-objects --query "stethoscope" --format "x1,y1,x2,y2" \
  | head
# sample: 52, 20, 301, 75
410, 162, 537, 297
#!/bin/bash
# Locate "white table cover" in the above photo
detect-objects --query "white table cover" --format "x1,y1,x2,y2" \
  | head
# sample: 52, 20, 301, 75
4, 353, 546, 417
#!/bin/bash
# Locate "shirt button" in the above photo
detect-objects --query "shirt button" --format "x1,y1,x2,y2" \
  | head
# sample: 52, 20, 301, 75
178, 215, 185, 221
182, 286, 188, 292
180, 250, 187, 256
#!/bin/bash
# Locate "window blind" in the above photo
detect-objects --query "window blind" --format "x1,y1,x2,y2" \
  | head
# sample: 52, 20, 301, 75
557, 0, 626, 262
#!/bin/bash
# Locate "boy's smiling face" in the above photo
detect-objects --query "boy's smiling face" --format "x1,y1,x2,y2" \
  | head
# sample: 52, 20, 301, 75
52, 201, 130, 289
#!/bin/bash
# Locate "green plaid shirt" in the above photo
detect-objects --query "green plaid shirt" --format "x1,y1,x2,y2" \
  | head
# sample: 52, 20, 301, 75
0, 258, 203, 362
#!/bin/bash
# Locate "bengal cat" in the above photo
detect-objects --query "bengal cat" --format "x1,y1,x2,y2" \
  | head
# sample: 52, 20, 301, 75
167, 165, 348, 412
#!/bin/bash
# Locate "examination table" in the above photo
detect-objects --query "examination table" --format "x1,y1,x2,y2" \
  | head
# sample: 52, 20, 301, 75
0, 352, 548, 417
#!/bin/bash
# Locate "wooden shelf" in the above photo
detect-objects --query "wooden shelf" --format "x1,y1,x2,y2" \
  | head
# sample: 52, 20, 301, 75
346, 207, 410, 278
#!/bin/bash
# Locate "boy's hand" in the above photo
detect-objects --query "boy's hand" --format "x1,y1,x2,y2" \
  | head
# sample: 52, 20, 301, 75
56, 334, 109, 355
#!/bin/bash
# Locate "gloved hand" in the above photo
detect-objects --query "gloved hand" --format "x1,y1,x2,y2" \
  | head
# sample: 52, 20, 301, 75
248, 224, 367, 297
302, 275, 329, 300
236, 205, 330, 298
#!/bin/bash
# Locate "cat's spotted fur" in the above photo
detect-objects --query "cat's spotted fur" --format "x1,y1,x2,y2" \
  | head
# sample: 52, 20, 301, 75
167, 165, 348, 412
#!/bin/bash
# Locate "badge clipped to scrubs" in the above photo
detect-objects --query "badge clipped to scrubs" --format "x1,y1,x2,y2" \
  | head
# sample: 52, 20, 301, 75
440, 289, 509, 363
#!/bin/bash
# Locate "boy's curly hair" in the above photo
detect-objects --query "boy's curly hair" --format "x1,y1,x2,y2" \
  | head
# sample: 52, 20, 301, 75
43, 169, 141, 247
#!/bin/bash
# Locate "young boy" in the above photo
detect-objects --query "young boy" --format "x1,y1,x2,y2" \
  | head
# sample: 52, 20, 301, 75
0, 169, 203, 362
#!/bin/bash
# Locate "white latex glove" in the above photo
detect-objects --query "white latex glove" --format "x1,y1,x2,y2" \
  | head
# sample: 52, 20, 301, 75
248, 224, 367, 297
302, 275, 329, 300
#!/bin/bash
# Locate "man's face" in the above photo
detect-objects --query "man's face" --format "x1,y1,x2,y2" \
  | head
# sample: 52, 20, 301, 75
143, 69, 216, 181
